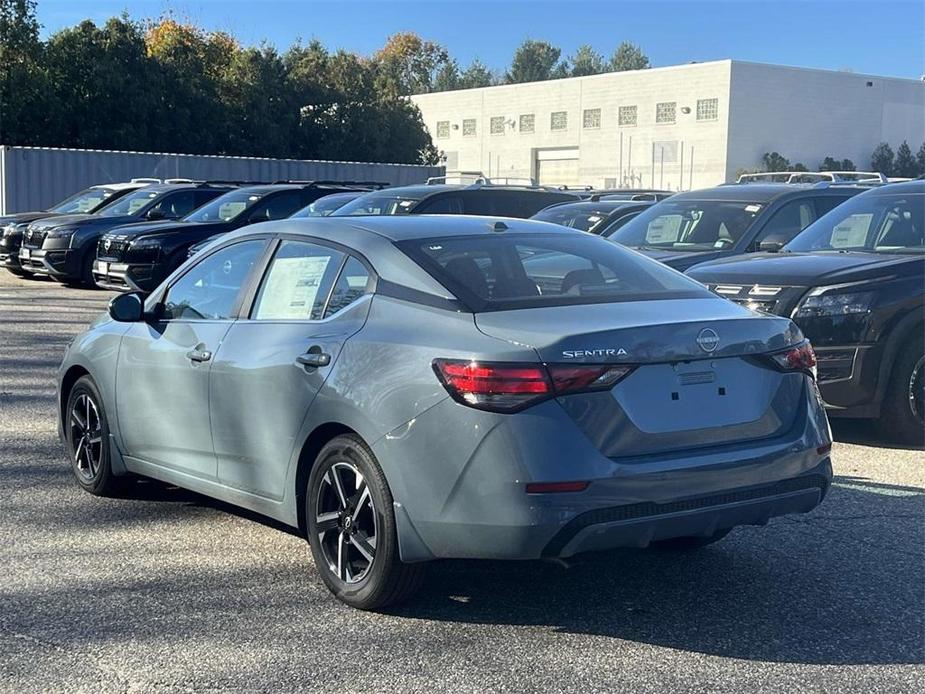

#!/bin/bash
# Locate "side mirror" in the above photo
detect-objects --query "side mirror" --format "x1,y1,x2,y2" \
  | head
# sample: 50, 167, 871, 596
758, 239, 785, 253
109, 291, 147, 322
146, 208, 166, 221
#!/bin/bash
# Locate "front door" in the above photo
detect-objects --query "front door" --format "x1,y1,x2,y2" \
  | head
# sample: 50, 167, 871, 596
116, 239, 267, 478
210, 240, 373, 499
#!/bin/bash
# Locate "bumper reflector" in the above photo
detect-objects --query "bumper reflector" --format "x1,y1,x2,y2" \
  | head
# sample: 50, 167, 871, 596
525, 481, 590, 494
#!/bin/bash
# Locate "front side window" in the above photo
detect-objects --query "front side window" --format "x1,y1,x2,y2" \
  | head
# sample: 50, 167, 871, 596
550, 111, 568, 131
97, 190, 162, 217
399, 233, 708, 311
611, 199, 764, 252
436, 121, 450, 139
618, 105, 637, 126
519, 114, 535, 133
246, 191, 305, 223
697, 98, 718, 121
162, 240, 266, 320
656, 102, 676, 124
252, 241, 345, 320
785, 192, 925, 254
462, 119, 477, 137
185, 189, 266, 223
583, 108, 601, 129
754, 199, 816, 247
490, 116, 505, 135
145, 191, 200, 220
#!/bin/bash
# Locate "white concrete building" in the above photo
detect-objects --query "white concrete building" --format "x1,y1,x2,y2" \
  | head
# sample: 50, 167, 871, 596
410, 60, 925, 191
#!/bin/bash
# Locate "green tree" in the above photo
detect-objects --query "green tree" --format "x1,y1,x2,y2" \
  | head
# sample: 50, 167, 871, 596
458, 59, 495, 88
570, 44, 605, 76
373, 32, 450, 96
870, 142, 894, 175
840, 158, 856, 171
0, 0, 49, 144
762, 151, 791, 172
819, 156, 840, 171
505, 39, 566, 84
916, 142, 925, 177
609, 41, 649, 71
894, 141, 917, 178
432, 59, 460, 92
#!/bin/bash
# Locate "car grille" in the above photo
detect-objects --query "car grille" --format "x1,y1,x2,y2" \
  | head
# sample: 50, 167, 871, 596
709, 283, 807, 317
97, 234, 130, 261
23, 227, 48, 249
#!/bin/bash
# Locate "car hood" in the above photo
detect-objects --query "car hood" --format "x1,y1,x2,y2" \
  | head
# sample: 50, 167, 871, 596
636, 247, 728, 270
30, 213, 133, 230
0, 211, 57, 227
686, 251, 924, 286
103, 219, 193, 239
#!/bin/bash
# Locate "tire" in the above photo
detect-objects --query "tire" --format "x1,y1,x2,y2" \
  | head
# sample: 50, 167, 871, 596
878, 334, 925, 447
65, 375, 128, 496
305, 434, 423, 610
650, 528, 732, 551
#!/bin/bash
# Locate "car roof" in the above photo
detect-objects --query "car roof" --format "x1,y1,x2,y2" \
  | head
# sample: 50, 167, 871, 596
123, 182, 235, 194
351, 184, 576, 202
304, 214, 574, 242
669, 183, 865, 203
863, 180, 925, 196
538, 199, 649, 214
93, 181, 152, 191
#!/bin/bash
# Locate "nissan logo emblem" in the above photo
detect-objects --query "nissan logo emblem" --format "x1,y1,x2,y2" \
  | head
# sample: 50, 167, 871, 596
104, 239, 111, 251
696, 328, 720, 353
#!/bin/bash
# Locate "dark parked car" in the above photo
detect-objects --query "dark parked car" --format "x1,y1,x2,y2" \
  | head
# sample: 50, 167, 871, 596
19, 182, 233, 286
609, 184, 869, 271
687, 181, 924, 444
331, 182, 579, 218
95, 182, 385, 292
0, 180, 155, 275
532, 200, 655, 237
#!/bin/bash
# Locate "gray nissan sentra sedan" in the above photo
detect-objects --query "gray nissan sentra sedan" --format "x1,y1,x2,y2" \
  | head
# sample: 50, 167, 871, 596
57, 215, 833, 609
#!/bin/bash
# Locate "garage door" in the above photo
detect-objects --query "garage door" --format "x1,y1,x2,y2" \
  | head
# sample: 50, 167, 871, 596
536, 158, 580, 187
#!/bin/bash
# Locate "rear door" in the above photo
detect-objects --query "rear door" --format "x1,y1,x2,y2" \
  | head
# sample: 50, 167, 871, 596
117, 239, 268, 478
210, 238, 374, 499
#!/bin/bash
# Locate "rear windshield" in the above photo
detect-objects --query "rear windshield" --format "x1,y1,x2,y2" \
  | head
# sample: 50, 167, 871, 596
531, 204, 613, 231
611, 199, 764, 252
398, 232, 709, 311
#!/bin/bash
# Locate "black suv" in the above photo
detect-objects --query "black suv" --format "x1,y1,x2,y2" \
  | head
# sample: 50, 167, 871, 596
687, 181, 924, 444
531, 199, 656, 237
608, 183, 869, 271
0, 180, 154, 275
19, 182, 233, 286
94, 182, 384, 292
331, 182, 579, 218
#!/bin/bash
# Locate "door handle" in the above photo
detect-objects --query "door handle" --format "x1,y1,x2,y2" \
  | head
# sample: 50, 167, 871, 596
296, 351, 331, 368
186, 348, 212, 363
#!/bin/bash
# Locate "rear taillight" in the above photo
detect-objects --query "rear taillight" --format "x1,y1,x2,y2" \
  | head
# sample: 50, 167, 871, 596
433, 359, 633, 413
768, 341, 817, 378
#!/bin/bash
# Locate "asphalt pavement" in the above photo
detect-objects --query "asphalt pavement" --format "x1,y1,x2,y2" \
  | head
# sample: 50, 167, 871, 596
1, 270, 923, 693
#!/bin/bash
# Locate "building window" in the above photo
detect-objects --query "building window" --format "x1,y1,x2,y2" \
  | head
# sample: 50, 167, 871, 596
582, 108, 601, 129
550, 111, 568, 131
490, 116, 505, 135
436, 121, 450, 139
697, 98, 718, 121
656, 102, 676, 124
462, 119, 477, 137
618, 105, 637, 127
519, 114, 535, 133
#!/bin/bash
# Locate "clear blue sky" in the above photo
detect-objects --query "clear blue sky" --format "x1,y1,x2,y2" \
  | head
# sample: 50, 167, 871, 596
37, 0, 925, 79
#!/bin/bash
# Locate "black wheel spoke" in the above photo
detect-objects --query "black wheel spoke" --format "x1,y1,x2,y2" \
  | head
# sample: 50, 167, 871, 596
350, 531, 376, 562
70, 393, 102, 483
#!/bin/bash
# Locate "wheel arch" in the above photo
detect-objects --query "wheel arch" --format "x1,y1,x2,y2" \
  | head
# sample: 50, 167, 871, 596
59, 364, 91, 429
876, 308, 924, 404
294, 422, 359, 535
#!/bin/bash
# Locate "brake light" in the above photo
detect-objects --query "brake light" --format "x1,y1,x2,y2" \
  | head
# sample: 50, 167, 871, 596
768, 341, 817, 378
525, 481, 589, 494
433, 360, 634, 413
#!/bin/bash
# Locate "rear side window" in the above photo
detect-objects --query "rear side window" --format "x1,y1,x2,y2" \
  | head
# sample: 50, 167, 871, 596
247, 191, 305, 223
399, 233, 708, 311
459, 191, 576, 218
415, 195, 465, 214
252, 240, 345, 320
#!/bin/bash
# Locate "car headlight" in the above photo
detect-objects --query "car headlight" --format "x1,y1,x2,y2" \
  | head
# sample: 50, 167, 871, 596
130, 237, 162, 249
45, 227, 76, 240
794, 287, 875, 318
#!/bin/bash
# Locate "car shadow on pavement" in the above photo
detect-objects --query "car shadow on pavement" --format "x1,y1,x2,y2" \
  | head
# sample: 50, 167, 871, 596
388, 475, 924, 666
830, 419, 924, 451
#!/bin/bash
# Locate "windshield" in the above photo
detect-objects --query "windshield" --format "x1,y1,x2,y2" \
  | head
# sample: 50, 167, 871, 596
332, 194, 418, 216
185, 189, 264, 222
532, 204, 613, 232
50, 187, 122, 214
785, 191, 925, 254
609, 199, 764, 252
97, 189, 162, 217
290, 193, 359, 218
398, 232, 709, 312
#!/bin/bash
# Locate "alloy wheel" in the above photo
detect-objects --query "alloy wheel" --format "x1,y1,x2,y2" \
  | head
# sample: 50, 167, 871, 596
315, 461, 378, 584
909, 355, 925, 421
70, 393, 103, 482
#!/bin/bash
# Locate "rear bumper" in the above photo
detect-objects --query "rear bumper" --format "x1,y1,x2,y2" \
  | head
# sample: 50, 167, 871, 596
18, 247, 80, 279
